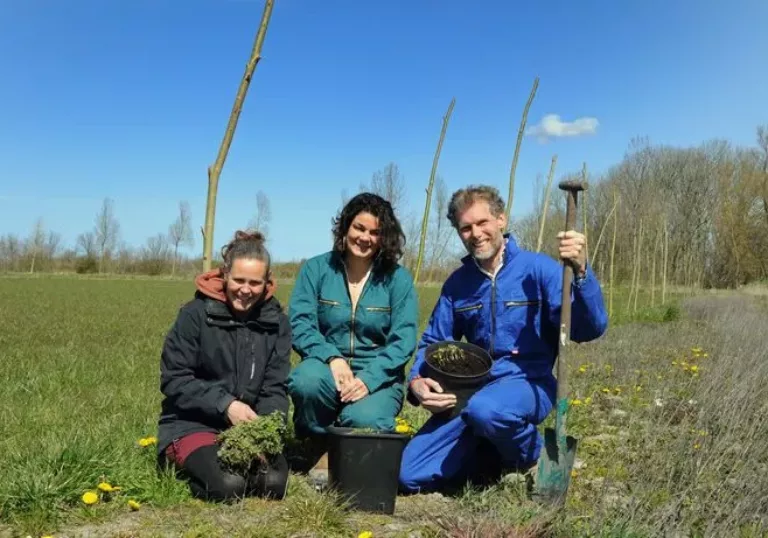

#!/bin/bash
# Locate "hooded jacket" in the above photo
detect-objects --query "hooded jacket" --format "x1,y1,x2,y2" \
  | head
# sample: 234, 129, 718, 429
157, 269, 291, 456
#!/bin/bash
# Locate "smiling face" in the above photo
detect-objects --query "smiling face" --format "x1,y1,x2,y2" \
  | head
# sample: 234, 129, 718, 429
224, 257, 269, 314
344, 211, 381, 261
455, 200, 507, 262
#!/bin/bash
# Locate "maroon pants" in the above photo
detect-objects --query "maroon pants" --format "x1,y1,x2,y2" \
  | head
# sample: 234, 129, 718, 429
165, 431, 219, 467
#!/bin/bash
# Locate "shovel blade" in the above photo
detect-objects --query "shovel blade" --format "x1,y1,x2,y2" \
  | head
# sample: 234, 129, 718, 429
534, 427, 579, 505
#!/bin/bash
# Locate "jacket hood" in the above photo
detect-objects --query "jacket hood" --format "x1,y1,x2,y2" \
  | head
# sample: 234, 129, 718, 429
194, 268, 278, 311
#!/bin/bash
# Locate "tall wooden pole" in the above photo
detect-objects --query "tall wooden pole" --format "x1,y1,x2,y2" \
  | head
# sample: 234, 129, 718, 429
413, 97, 456, 285
202, 0, 275, 271
535, 155, 558, 253
505, 76, 539, 225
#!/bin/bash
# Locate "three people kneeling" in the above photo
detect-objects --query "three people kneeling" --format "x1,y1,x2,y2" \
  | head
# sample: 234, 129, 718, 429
155, 185, 607, 501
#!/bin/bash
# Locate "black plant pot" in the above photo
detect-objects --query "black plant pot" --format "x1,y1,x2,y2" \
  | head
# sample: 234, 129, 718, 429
424, 341, 492, 420
326, 426, 409, 514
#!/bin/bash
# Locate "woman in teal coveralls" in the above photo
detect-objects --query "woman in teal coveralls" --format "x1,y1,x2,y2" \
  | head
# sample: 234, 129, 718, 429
287, 192, 419, 452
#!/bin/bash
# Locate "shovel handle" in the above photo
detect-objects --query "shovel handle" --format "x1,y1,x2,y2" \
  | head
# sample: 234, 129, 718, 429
557, 187, 579, 401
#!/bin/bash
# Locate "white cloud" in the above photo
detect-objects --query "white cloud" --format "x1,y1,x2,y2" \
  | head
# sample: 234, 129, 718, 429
526, 114, 599, 142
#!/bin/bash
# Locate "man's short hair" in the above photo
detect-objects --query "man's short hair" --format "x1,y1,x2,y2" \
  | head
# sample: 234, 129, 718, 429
447, 185, 506, 228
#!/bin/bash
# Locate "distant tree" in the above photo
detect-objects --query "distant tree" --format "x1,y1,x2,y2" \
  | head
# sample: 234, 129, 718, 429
362, 162, 406, 214
27, 217, 46, 273
94, 198, 120, 273
141, 233, 171, 275
0, 234, 22, 272
76, 232, 97, 259
249, 190, 272, 238
168, 201, 194, 276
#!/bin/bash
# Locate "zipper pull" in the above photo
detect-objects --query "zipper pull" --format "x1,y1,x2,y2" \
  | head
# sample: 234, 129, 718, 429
250, 362, 255, 380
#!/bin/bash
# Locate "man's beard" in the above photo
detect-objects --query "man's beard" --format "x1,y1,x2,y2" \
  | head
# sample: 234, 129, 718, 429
465, 233, 503, 261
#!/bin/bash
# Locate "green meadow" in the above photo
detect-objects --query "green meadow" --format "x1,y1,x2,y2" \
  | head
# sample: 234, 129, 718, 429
1, 275, 766, 538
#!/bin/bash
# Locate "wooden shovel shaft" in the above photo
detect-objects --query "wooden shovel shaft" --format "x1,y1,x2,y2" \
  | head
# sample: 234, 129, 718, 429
556, 189, 579, 454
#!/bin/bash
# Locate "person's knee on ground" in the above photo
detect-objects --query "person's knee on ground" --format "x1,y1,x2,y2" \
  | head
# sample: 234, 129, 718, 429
182, 444, 248, 502
462, 389, 539, 468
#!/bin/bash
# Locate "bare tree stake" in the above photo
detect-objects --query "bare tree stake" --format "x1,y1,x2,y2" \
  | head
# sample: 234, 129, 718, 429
414, 97, 456, 285
202, 0, 275, 272
505, 76, 539, 224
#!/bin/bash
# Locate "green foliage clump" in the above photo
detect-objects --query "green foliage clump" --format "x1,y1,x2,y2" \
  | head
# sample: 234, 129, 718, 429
217, 411, 287, 476
662, 303, 681, 322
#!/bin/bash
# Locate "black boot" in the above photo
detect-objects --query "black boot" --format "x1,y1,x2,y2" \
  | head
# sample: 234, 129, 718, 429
248, 453, 289, 500
181, 444, 248, 502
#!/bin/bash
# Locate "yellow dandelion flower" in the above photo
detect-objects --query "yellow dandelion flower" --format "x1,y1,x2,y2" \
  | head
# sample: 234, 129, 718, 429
578, 366, 587, 374
41, 535, 55, 538
138, 436, 158, 448
702, 353, 708, 358
584, 397, 593, 405
690, 365, 699, 373
635, 385, 642, 392
395, 424, 413, 434
672, 361, 678, 366
601, 388, 610, 394
571, 399, 583, 406
128, 500, 141, 511
97, 482, 121, 493
613, 387, 622, 394
81, 491, 99, 505
693, 443, 701, 450
571, 470, 579, 478
358, 532, 374, 538
691, 347, 702, 354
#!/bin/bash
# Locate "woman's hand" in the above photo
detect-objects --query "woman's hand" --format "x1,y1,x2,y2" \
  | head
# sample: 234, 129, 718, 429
329, 358, 369, 403
226, 400, 258, 425
340, 377, 369, 403
329, 357, 355, 391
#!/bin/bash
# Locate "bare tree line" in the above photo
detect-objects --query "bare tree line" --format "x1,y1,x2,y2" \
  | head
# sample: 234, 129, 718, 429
512, 126, 768, 291
2, 125, 767, 288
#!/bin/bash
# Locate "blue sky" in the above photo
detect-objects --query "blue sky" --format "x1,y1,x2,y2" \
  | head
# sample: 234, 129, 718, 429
1, 0, 766, 262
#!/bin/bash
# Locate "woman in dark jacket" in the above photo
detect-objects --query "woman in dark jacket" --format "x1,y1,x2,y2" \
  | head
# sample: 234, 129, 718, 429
157, 230, 291, 501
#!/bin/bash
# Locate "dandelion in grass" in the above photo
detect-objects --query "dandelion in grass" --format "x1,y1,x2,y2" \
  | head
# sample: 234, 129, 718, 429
694, 443, 701, 450
571, 398, 583, 406
571, 470, 579, 478
128, 500, 141, 511
97, 482, 120, 493
691, 347, 702, 354
635, 385, 642, 392
358, 532, 374, 538
81, 491, 99, 505
613, 387, 622, 394
601, 388, 611, 394
584, 396, 593, 405
578, 365, 587, 374
672, 360, 678, 366
138, 436, 157, 448
690, 365, 699, 373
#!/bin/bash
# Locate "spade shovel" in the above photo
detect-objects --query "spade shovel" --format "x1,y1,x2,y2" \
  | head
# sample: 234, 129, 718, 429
534, 179, 585, 505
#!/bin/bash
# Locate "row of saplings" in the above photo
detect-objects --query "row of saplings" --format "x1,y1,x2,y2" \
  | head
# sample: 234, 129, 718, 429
221, 343, 488, 513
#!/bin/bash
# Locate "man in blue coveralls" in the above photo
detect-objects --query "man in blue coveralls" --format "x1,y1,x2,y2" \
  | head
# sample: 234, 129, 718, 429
399, 184, 608, 493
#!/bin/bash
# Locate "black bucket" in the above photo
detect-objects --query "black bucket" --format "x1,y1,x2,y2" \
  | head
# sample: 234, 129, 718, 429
326, 426, 409, 514
424, 341, 492, 420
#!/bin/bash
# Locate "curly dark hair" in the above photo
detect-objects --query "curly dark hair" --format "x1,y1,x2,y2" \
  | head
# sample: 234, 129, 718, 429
331, 192, 405, 275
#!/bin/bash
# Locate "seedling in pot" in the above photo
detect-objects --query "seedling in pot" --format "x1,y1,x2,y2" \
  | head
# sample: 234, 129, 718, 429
430, 344, 488, 376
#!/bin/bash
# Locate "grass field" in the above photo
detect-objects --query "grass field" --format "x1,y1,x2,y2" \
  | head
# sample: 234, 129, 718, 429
1, 275, 766, 537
